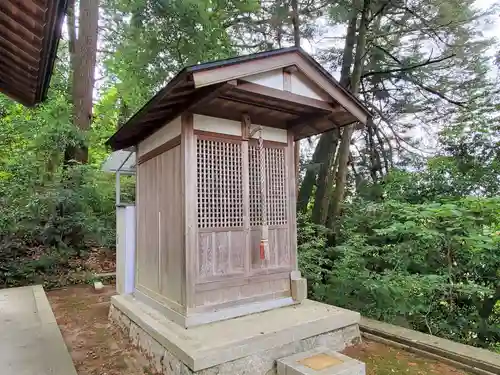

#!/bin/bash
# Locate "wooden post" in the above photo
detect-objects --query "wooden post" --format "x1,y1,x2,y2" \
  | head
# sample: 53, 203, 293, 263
181, 112, 195, 308
294, 141, 300, 196
283, 68, 300, 195
241, 114, 251, 276
287, 132, 298, 270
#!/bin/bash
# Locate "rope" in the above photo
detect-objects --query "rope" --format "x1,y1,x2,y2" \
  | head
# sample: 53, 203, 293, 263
248, 122, 269, 261
258, 128, 269, 260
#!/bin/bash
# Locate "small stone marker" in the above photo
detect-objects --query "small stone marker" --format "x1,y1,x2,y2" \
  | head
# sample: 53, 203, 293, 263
298, 354, 343, 370
290, 271, 307, 302
93, 281, 104, 291
277, 347, 365, 375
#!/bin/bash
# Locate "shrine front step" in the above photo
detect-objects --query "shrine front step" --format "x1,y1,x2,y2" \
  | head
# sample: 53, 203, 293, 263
277, 347, 365, 375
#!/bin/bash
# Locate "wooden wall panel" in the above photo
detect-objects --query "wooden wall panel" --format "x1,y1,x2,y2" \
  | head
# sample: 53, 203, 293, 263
277, 226, 292, 266
136, 156, 160, 294
197, 230, 245, 281
290, 70, 331, 101
244, 69, 284, 90
138, 116, 181, 157
230, 231, 245, 272
136, 144, 184, 306
250, 227, 291, 271
193, 114, 287, 143
194, 276, 290, 308
147, 157, 160, 292
157, 146, 183, 304
135, 161, 145, 287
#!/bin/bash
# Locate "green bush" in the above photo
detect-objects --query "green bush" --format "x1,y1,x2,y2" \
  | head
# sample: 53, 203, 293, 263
297, 213, 333, 291
0, 161, 132, 288
0, 94, 136, 289
299, 198, 500, 350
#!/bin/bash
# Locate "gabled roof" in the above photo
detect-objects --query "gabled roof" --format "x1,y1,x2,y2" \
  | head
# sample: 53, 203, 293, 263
107, 47, 372, 151
0, 0, 68, 106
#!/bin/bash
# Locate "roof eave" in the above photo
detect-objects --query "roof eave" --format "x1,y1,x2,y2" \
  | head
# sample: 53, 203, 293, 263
106, 70, 192, 150
0, 0, 68, 106
37, 0, 69, 105
106, 47, 373, 150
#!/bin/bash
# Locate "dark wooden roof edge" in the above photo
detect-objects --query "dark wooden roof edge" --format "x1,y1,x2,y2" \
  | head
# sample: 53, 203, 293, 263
0, 0, 68, 106
106, 70, 191, 149
37, 0, 69, 106
106, 47, 372, 150
185, 47, 299, 73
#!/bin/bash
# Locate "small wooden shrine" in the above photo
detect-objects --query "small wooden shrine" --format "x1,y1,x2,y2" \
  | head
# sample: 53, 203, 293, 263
107, 47, 371, 328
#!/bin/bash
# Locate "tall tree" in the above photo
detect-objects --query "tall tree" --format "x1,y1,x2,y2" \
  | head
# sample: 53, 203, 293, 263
67, 0, 100, 163
308, 0, 358, 224
291, 0, 300, 47
300, 0, 497, 227
329, 0, 370, 226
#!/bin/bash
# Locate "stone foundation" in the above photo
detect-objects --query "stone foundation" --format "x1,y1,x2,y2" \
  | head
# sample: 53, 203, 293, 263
109, 296, 362, 375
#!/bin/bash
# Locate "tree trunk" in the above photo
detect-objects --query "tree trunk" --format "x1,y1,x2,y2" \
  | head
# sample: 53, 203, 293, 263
375, 125, 391, 174
66, 0, 77, 91
70, 0, 100, 164
297, 137, 325, 214
291, 0, 300, 47
330, 0, 370, 228
339, 7, 358, 88
307, 2, 358, 223
478, 284, 500, 346
363, 10, 385, 182
62, 0, 79, 167
312, 130, 339, 224
367, 123, 380, 183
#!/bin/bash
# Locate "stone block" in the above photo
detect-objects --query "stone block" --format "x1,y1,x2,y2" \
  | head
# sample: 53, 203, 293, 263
291, 277, 307, 302
277, 347, 365, 375
342, 325, 362, 346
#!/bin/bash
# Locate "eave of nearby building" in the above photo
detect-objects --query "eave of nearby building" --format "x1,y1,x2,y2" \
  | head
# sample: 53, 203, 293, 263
0, 0, 68, 106
107, 47, 372, 151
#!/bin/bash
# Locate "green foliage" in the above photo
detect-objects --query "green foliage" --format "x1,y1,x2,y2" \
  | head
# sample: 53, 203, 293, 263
300, 197, 500, 349
0, 158, 125, 287
297, 213, 333, 290
0, 82, 134, 288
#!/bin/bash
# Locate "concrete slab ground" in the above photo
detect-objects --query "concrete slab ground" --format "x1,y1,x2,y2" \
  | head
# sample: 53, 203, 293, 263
0, 285, 77, 375
110, 294, 362, 374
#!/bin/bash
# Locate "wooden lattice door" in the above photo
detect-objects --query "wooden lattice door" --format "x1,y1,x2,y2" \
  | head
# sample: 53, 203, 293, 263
249, 143, 290, 270
196, 136, 292, 284
196, 136, 246, 282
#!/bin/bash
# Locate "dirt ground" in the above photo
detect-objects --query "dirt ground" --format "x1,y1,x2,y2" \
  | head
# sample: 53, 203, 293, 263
343, 341, 472, 375
48, 285, 473, 375
47, 285, 153, 375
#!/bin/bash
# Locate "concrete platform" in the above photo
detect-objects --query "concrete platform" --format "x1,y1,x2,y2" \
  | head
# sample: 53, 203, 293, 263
0, 285, 77, 375
110, 294, 361, 374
